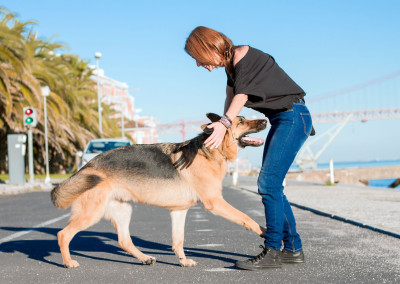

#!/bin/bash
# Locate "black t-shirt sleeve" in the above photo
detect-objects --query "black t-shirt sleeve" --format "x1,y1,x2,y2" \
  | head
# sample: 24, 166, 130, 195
226, 72, 234, 87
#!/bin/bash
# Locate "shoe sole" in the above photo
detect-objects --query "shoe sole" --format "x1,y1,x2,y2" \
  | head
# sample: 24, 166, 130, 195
281, 259, 304, 263
235, 263, 282, 270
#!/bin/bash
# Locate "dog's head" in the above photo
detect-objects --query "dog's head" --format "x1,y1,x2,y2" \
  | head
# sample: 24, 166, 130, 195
201, 113, 267, 160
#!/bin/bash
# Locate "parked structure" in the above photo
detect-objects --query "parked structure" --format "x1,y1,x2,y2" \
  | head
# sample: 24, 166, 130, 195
91, 68, 157, 144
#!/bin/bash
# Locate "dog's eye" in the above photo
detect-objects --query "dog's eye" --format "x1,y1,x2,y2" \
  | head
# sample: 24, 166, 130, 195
238, 119, 245, 125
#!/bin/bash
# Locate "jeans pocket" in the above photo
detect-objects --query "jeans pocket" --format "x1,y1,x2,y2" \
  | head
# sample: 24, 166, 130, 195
300, 113, 312, 136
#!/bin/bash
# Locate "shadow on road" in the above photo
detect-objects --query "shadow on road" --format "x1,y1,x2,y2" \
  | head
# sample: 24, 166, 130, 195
0, 227, 249, 267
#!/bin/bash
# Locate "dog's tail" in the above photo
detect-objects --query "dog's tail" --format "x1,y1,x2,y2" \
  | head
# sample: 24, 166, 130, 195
51, 173, 103, 209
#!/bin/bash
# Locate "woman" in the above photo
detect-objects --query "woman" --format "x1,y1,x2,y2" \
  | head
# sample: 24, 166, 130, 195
185, 26, 313, 270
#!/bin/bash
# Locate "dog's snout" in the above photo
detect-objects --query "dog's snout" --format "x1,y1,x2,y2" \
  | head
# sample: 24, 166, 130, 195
259, 119, 268, 128
254, 119, 267, 130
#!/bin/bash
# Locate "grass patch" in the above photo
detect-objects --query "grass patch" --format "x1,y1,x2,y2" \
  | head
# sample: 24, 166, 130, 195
0, 173, 72, 182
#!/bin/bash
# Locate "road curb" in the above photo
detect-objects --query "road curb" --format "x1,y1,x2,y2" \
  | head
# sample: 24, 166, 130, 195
0, 183, 53, 195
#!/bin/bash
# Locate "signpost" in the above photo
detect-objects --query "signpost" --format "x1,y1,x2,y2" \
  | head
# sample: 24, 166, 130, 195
23, 107, 37, 183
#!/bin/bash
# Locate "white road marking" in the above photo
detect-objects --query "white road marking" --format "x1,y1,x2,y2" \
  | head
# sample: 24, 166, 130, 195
204, 268, 234, 272
247, 210, 264, 217
192, 219, 209, 222
0, 213, 70, 244
195, 229, 213, 232
196, 244, 224, 247
192, 213, 205, 219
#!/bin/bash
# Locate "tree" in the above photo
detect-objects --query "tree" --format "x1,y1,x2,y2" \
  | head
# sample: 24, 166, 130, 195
0, 8, 123, 174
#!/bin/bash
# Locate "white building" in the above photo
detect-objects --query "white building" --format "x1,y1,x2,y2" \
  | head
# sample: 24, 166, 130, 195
91, 68, 157, 144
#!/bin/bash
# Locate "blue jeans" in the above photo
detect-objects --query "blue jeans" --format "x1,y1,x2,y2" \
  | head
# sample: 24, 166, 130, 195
257, 100, 312, 252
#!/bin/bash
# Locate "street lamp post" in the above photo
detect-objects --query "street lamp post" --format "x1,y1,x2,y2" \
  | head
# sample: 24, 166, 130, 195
108, 98, 126, 138
95, 52, 102, 136
41, 86, 51, 184
134, 108, 142, 128
121, 103, 125, 138
134, 108, 142, 143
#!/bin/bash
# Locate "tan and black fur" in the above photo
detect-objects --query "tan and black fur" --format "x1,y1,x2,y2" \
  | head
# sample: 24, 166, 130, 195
51, 113, 267, 268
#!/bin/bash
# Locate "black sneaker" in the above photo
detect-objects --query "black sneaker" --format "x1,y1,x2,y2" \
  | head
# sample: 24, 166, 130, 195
235, 246, 282, 270
281, 250, 305, 263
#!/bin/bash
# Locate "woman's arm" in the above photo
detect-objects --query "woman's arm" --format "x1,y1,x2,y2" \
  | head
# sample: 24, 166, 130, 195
225, 92, 248, 121
204, 87, 248, 149
224, 85, 234, 114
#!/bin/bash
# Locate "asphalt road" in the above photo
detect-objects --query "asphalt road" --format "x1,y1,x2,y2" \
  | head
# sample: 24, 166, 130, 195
1, 185, 399, 283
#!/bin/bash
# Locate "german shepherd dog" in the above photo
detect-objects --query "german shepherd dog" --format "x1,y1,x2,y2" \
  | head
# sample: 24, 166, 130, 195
51, 113, 267, 268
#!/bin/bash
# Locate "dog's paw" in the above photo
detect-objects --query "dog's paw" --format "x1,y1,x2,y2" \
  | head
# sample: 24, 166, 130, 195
180, 258, 197, 267
64, 260, 80, 268
140, 255, 156, 265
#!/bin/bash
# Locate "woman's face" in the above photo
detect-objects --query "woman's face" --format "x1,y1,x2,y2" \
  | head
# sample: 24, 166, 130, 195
196, 52, 223, 72
196, 61, 217, 71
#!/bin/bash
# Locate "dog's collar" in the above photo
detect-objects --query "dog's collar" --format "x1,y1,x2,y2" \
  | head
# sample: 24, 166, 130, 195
228, 128, 239, 145
217, 147, 228, 160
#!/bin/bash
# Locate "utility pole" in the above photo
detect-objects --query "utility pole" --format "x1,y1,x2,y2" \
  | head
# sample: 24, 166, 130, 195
95, 52, 102, 135
41, 86, 51, 184
23, 107, 37, 184
27, 129, 34, 183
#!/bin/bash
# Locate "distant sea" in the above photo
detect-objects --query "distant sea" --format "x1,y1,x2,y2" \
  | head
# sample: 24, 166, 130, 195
289, 159, 400, 171
315, 159, 400, 170
289, 159, 400, 188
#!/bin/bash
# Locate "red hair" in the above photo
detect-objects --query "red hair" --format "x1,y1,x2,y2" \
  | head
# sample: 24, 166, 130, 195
185, 26, 234, 77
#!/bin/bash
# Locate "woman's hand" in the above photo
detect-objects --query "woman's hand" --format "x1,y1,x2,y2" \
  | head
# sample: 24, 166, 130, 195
204, 122, 227, 149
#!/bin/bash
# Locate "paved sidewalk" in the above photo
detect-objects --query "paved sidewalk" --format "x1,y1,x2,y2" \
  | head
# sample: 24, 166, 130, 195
0, 182, 53, 195
231, 176, 400, 237
0, 178, 66, 195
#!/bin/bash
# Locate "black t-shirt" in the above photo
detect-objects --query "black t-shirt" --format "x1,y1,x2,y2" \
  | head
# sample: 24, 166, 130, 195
227, 46, 305, 115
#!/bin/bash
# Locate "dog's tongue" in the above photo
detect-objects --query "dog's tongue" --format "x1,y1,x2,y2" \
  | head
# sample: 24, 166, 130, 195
242, 136, 265, 145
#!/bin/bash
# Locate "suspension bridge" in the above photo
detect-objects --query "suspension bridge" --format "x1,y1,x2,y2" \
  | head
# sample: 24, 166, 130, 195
157, 70, 400, 135
154, 70, 400, 168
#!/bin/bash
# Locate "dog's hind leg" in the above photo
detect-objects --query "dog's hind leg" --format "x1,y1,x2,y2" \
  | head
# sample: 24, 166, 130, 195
170, 209, 196, 267
105, 199, 156, 265
57, 193, 106, 268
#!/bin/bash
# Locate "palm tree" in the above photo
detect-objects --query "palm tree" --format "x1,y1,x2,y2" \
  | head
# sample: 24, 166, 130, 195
0, 8, 43, 172
0, 8, 123, 174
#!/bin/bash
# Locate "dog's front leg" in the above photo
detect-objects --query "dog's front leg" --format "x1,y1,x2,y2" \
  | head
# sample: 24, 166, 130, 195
203, 197, 265, 237
170, 209, 197, 267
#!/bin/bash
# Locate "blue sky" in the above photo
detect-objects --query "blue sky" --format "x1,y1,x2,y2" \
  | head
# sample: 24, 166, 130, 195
3, 0, 400, 166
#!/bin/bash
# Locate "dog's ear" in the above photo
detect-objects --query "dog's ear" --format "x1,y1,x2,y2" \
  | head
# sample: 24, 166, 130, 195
201, 123, 214, 135
206, 113, 221, 122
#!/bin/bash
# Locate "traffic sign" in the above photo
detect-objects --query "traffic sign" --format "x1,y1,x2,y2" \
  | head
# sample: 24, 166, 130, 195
23, 107, 38, 127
